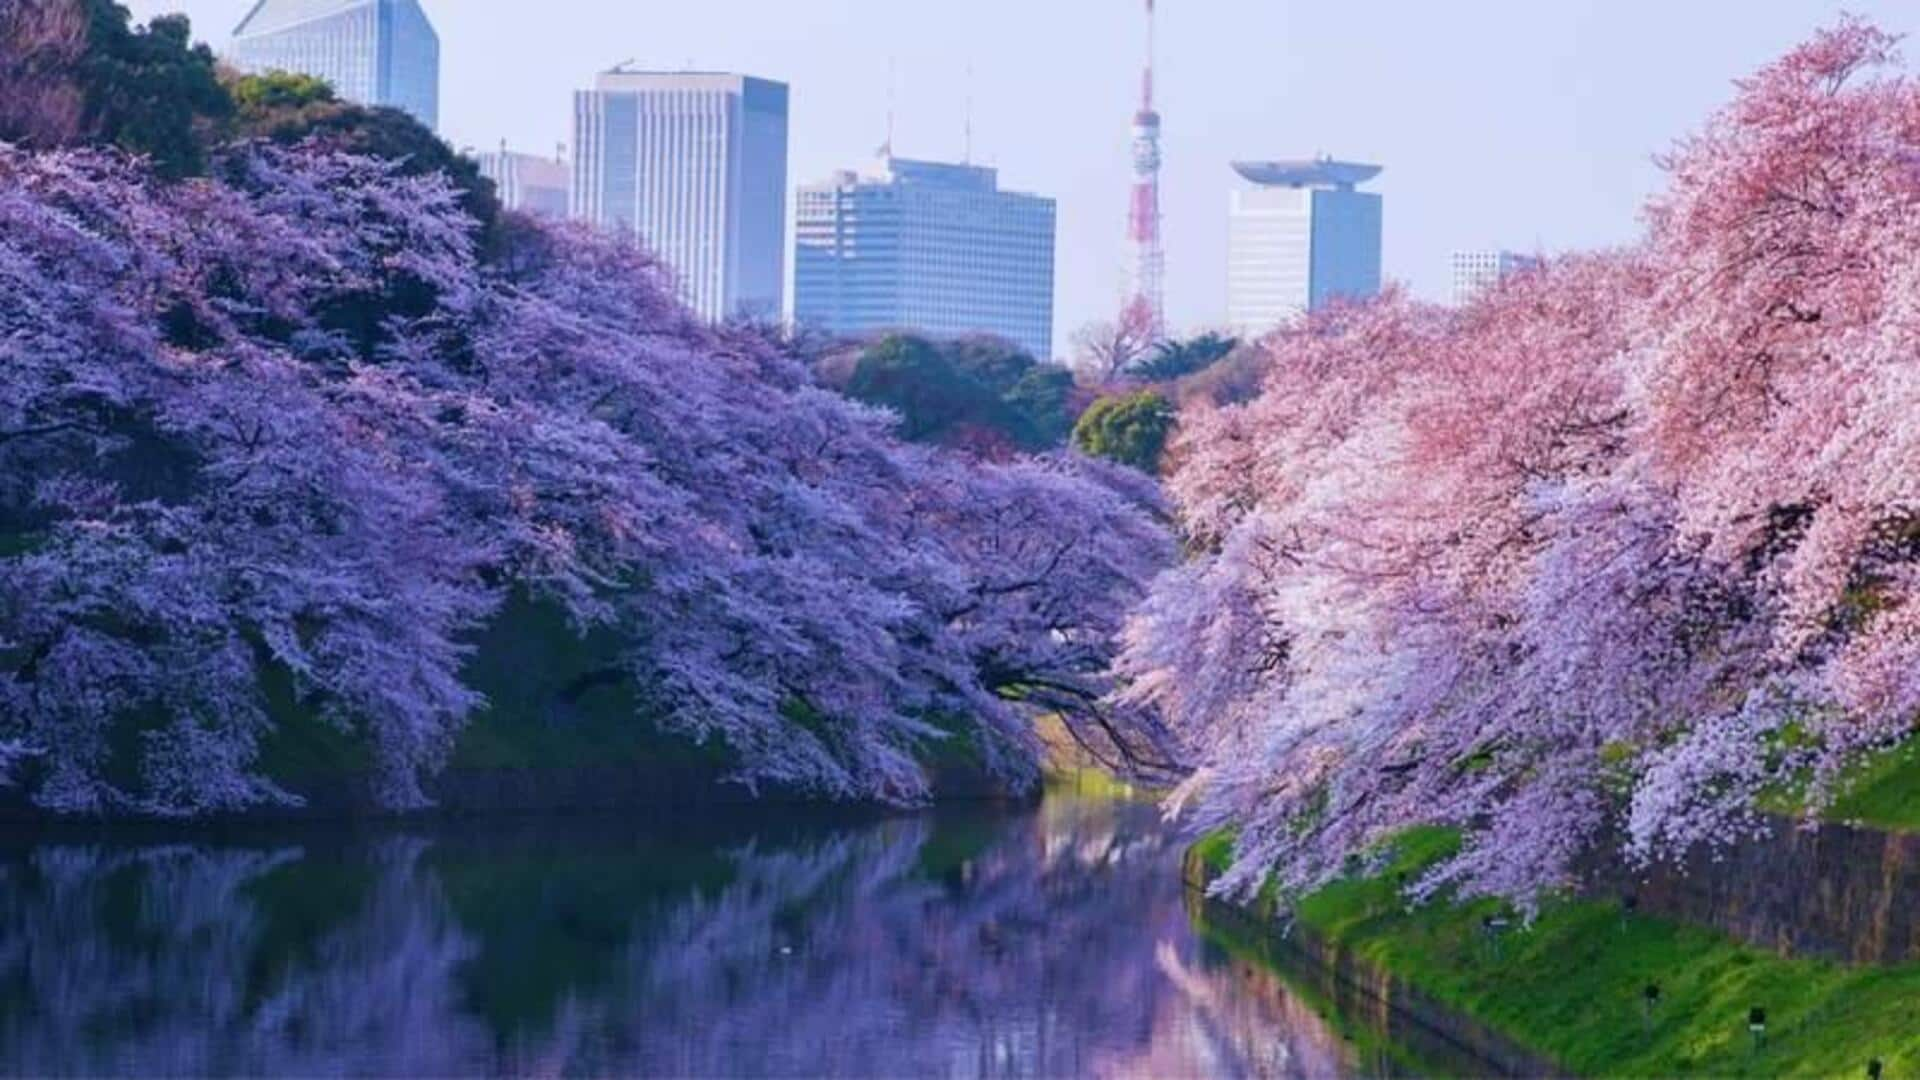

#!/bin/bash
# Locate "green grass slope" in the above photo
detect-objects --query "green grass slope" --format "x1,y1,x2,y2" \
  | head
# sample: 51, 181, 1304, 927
1192, 829, 1920, 1076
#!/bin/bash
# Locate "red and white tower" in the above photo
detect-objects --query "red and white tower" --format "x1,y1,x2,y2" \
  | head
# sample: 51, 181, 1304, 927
1124, 0, 1165, 338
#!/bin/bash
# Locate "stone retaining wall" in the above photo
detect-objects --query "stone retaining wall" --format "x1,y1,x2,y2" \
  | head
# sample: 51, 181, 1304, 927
1585, 819, 1920, 966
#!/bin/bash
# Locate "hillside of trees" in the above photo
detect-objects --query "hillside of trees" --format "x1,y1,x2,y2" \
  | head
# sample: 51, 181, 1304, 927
0, 1, 1175, 814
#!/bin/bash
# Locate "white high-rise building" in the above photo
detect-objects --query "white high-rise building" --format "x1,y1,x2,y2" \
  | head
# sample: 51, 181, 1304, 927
476, 147, 570, 218
1226, 159, 1383, 337
228, 0, 439, 130
571, 69, 789, 322
1451, 249, 1542, 305
794, 156, 1057, 360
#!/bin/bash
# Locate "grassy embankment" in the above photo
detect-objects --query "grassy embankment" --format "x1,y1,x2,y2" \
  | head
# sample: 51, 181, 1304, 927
1775, 738, 1920, 832
1191, 828, 1920, 1076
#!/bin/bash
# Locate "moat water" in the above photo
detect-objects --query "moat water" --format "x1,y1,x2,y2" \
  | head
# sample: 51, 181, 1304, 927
0, 793, 1453, 1077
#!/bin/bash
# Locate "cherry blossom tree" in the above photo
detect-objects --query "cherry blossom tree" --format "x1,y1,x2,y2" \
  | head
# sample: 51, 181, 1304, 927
0, 138, 1167, 814
1125, 18, 1920, 909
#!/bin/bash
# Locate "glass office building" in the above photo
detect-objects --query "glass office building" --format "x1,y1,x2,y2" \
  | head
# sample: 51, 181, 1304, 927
1451, 249, 1542, 305
572, 70, 789, 323
475, 148, 571, 219
1226, 159, 1383, 336
794, 156, 1057, 361
228, 0, 440, 131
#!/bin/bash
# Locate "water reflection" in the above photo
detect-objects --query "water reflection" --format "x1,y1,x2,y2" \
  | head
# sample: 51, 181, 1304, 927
0, 798, 1373, 1077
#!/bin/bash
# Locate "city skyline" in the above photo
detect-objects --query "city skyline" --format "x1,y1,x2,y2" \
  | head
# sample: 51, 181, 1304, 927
126, 0, 1918, 355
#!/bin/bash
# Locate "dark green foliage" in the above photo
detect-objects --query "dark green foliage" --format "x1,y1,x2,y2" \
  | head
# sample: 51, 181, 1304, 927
1071, 390, 1175, 474
946, 335, 1040, 392
227, 71, 501, 243
846, 336, 1017, 444
227, 68, 333, 113
1002, 364, 1076, 446
840, 334, 1071, 453
1130, 331, 1239, 382
0, 0, 232, 177
0, 1, 497, 234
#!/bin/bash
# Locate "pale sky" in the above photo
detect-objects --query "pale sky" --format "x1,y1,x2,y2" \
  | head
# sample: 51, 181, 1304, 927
128, 0, 1918, 357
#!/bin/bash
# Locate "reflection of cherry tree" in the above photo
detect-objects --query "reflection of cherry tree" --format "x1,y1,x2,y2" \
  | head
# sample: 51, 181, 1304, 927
0, 845, 300, 1075
0, 839, 488, 1076
1119, 940, 1354, 1079
0, 807, 1362, 1076
573, 799, 1357, 1078
235, 838, 488, 1076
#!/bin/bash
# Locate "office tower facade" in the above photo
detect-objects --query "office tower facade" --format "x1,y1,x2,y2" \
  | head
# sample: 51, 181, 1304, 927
228, 0, 440, 130
1451, 249, 1542, 305
1226, 159, 1383, 337
794, 156, 1056, 360
476, 148, 570, 218
572, 70, 789, 322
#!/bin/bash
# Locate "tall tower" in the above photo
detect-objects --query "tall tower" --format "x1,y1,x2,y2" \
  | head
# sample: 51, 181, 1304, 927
1125, 0, 1165, 338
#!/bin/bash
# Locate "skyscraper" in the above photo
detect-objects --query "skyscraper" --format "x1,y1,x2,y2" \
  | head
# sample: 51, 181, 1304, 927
228, 0, 440, 131
794, 156, 1057, 360
475, 147, 570, 218
571, 69, 789, 322
1451, 249, 1542, 305
1226, 159, 1383, 337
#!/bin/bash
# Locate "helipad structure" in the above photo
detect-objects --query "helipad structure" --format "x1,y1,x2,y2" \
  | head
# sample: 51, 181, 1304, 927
1227, 157, 1384, 335
1231, 160, 1384, 189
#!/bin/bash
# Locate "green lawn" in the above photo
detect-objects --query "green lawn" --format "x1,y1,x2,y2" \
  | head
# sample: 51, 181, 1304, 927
1756, 736, 1920, 834
1821, 739, 1920, 830
1192, 829, 1920, 1076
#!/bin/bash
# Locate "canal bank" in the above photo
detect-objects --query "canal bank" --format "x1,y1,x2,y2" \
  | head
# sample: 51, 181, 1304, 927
1186, 828, 1920, 1076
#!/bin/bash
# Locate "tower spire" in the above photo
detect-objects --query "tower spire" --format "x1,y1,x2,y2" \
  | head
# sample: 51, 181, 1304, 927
1124, 0, 1165, 339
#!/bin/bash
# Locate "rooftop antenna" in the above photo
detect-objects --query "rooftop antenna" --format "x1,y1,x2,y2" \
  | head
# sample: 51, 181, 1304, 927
881, 56, 897, 159
963, 61, 975, 164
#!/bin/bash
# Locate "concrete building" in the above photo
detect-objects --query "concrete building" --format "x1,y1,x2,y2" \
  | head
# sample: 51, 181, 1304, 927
228, 0, 439, 130
794, 155, 1056, 360
571, 69, 789, 322
1226, 159, 1383, 336
475, 147, 570, 218
1451, 249, 1542, 305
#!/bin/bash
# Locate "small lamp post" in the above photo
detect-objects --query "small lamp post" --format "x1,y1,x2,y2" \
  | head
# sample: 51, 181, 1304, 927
1620, 892, 1638, 931
1641, 983, 1661, 1033
1748, 1007, 1767, 1052
1481, 914, 1511, 960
